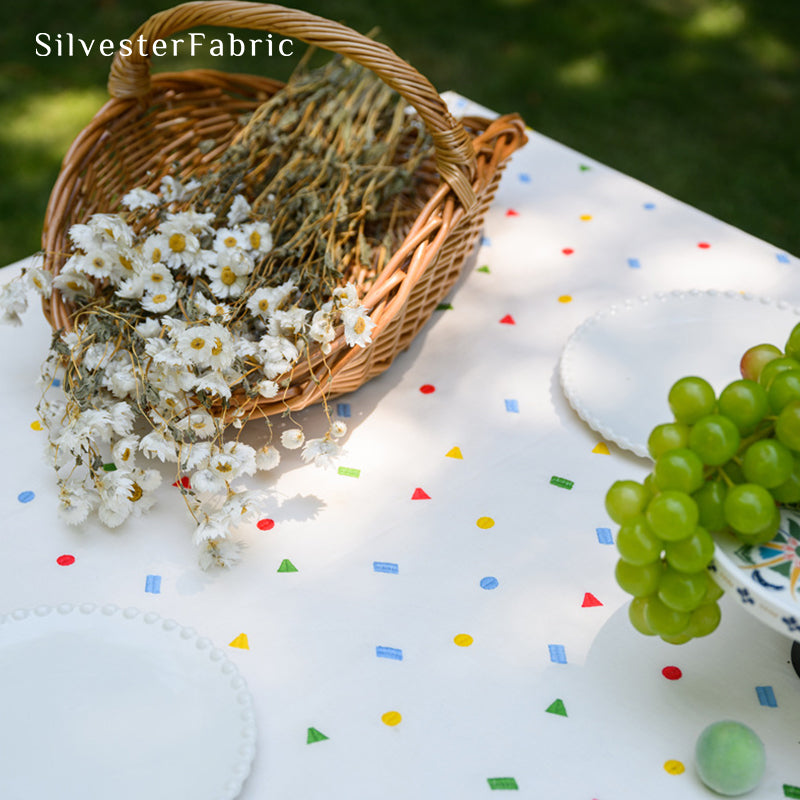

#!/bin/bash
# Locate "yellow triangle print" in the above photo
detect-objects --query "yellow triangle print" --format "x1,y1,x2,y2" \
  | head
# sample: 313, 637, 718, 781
446, 446, 463, 459
592, 442, 610, 455
229, 633, 250, 650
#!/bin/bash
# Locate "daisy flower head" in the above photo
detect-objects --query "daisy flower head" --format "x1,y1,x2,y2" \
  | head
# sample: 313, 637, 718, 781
155, 223, 202, 271
281, 428, 304, 450
141, 286, 178, 315
342, 305, 375, 348
86, 213, 135, 247
159, 175, 199, 203
333, 283, 360, 309
175, 322, 235, 371
206, 249, 254, 299
140, 262, 174, 293
121, 187, 160, 211
301, 437, 341, 469
24, 267, 53, 298
76, 247, 116, 280
176, 409, 217, 440
268, 306, 309, 337
165, 208, 215, 235
330, 420, 347, 439
192, 293, 233, 322
241, 220, 272, 255
213, 227, 248, 254
255, 445, 281, 471
52, 268, 95, 301
246, 282, 295, 319
141, 233, 169, 266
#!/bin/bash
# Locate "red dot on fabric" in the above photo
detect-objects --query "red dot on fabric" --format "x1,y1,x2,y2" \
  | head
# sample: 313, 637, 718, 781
420, 384, 436, 394
56, 554, 75, 566
662, 666, 682, 680
256, 518, 275, 531
698, 242, 711, 249
562, 248, 574, 255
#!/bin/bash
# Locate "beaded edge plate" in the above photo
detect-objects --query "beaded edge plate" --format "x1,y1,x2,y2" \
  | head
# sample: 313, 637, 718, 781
0, 604, 257, 800
559, 289, 800, 458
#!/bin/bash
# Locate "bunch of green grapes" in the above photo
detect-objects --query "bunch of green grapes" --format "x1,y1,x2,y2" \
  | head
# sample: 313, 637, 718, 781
606, 320, 800, 644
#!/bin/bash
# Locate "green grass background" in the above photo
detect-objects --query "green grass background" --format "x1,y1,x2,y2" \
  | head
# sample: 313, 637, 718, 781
1, 0, 797, 266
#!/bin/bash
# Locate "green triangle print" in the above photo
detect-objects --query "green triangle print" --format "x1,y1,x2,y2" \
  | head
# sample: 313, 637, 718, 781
546, 698, 567, 717
277, 558, 298, 573
307, 727, 329, 744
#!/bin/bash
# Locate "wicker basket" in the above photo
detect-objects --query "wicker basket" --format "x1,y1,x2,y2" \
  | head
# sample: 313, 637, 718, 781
41, 1, 527, 417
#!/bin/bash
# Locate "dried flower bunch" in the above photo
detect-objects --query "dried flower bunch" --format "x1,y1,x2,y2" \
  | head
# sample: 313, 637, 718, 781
1, 55, 434, 567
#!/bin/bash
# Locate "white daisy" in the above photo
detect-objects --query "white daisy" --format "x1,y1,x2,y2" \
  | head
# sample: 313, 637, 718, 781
241, 220, 272, 254
213, 227, 248, 254
255, 445, 280, 471
194, 370, 231, 400
301, 437, 341, 468
206, 249, 254, 299
24, 267, 53, 298
141, 287, 178, 314
342, 305, 375, 348
121, 187, 160, 210
281, 428, 304, 450
246, 281, 296, 319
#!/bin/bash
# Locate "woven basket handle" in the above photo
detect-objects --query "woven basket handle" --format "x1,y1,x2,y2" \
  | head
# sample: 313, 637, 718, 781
108, 0, 477, 209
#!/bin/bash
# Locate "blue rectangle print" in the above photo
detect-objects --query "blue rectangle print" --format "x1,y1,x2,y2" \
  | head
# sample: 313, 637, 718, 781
373, 561, 399, 574
336, 403, 351, 418
596, 527, 614, 544
504, 399, 519, 413
756, 685, 777, 707
548, 644, 567, 664
145, 574, 162, 594
376, 646, 403, 661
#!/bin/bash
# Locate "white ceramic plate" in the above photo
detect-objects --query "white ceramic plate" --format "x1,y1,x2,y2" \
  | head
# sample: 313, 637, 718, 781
0, 604, 256, 800
712, 508, 800, 644
559, 289, 800, 457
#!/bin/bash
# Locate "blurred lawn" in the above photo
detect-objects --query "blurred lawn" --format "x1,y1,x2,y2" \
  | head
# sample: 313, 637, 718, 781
0, 0, 798, 266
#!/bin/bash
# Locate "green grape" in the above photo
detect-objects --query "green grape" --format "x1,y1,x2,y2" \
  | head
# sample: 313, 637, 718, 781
771, 454, 800, 503
648, 422, 690, 459
723, 483, 777, 534
693, 480, 727, 532
736, 507, 781, 546
740, 343, 782, 382
767, 369, 800, 413
742, 438, 793, 488
775, 400, 800, 451
605, 480, 649, 523
702, 573, 724, 604
684, 602, 722, 638
628, 597, 657, 636
654, 448, 704, 493
688, 414, 740, 466
646, 491, 699, 540
616, 516, 663, 565
785, 322, 800, 361
664, 526, 715, 572
644, 595, 691, 636
668, 376, 716, 424
758, 356, 800, 390
643, 472, 660, 497
660, 631, 694, 645
658, 566, 709, 612
615, 558, 662, 597
718, 379, 769, 434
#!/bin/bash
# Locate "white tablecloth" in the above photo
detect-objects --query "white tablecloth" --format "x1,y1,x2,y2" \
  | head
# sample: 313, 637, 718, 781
1, 94, 799, 799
